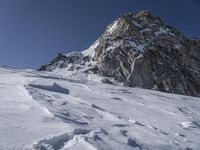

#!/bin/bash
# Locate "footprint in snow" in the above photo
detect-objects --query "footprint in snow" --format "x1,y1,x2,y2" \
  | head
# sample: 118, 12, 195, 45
91, 104, 106, 111
175, 132, 186, 137
112, 124, 129, 127
120, 130, 128, 137
111, 97, 123, 101
177, 107, 190, 115
127, 138, 143, 149
146, 125, 168, 135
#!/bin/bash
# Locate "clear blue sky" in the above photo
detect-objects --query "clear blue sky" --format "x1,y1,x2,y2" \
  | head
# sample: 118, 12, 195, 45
0, 0, 200, 69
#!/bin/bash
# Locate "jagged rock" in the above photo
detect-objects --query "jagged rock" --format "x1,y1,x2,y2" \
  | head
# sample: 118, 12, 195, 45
38, 10, 200, 97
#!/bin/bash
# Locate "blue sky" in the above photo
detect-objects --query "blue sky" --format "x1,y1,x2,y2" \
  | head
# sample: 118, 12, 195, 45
0, 0, 200, 69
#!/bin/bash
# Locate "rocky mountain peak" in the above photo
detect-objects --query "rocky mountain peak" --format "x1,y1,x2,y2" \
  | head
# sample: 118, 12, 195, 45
125, 10, 157, 22
104, 10, 166, 38
39, 10, 200, 97
134, 10, 151, 17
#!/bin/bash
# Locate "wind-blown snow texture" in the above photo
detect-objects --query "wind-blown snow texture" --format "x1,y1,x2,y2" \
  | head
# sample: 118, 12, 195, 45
1, 66, 200, 150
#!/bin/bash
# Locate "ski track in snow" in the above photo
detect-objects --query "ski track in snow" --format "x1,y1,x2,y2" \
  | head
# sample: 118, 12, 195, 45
0, 66, 200, 150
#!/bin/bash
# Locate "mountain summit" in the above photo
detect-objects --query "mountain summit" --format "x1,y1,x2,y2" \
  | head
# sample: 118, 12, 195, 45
39, 10, 200, 97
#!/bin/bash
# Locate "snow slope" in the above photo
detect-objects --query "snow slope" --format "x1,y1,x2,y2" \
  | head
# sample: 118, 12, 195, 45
0, 66, 200, 150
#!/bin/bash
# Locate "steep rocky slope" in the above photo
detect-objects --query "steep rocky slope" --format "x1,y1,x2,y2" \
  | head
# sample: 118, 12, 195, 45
39, 10, 200, 97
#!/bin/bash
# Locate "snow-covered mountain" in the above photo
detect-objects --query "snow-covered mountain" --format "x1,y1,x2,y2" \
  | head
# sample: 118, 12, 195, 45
39, 10, 200, 97
1, 10, 200, 150
1, 66, 200, 150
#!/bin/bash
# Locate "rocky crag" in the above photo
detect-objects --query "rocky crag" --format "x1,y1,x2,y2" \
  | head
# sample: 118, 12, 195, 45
39, 10, 200, 97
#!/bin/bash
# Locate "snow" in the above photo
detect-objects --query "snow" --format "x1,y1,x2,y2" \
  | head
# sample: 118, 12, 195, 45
174, 44, 183, 49
51, 67, 103, 83
65, 52, 82, 58
105, 40, 145, 53
105, 40, 122, 52
44, 40, 101, 82
180, 121, 193, 129
140, 28, 152, 38
82, 40, 99, 58
1, 66, 200, 150
128, 117, 138, 124
140, 28, 152, 33
132, 21, 143, 28
155, 27, 171, 36
128, 41, 145, 52
107, 20, 119, 33
0, 67, 72, 150
135, 44, 145, 52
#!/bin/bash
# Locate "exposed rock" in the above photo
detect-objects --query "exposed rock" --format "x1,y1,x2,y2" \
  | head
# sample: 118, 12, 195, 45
39, 10, 200, 97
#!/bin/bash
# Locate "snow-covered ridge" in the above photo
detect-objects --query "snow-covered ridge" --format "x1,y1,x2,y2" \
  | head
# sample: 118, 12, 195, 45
106, 20, 119, 33
82, 40, 100, 58
1, 66, 200, 150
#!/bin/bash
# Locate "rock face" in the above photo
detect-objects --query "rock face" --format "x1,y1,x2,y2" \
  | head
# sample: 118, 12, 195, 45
39, 10, 200, 97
